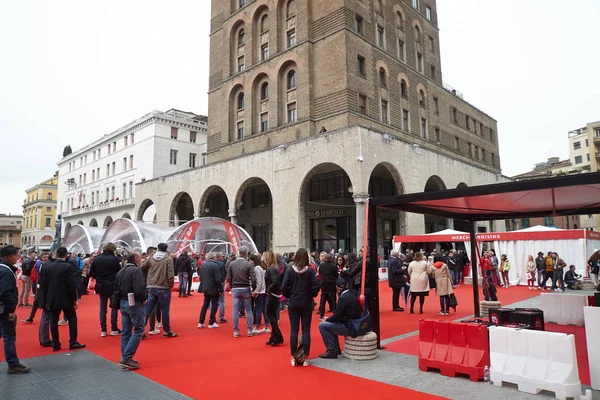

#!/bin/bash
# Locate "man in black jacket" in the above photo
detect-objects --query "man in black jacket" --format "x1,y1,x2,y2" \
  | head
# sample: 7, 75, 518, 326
89, 243, 121, 337
198, 253, 223, 329
388, 250, 405, 311
0, 245, 31, 374
318, 278, 362, 359
114, 251, 146, 370
535, 251, 546, 289
176, 252, 192, 298
38, 247, 85, 352
318, 253, 338, 320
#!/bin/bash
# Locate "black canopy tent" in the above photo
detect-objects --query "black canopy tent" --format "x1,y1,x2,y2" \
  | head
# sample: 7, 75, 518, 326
366, 172, 600, 348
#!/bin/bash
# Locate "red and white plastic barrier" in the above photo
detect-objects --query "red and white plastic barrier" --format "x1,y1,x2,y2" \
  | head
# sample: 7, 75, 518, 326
489, 326, 582, 399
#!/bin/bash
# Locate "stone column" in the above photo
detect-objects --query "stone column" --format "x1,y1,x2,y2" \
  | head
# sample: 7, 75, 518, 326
447, 218, 454, 230
228, 209, 238, 225
354, 194, 369, 253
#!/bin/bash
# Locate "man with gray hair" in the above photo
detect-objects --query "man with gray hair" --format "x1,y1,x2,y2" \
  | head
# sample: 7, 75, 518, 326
226, 246, 256, 338
198, 252, 223, 329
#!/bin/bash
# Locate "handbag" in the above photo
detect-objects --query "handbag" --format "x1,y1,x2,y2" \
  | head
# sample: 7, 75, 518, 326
449, 293, 458, 309
428, 274, 436, 289
109, 291, 121, 310
347, 310, 372, 338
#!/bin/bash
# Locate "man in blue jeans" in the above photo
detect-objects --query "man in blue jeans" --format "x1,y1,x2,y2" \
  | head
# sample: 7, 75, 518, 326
318, 278, 362, 359
114, 251, 147, 370
143, 243, 177, 338
226, 246, 256, 338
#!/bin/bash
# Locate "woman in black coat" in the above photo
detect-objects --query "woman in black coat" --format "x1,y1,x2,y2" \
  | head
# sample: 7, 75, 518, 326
264, 251, 283, 346
281, 248, 320, 366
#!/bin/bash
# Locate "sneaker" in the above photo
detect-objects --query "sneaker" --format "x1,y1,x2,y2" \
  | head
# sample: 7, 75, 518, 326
7, 363, 31, 374
118, 359, 139, 370
252, 327, 261, 334
303, 357, 310, 367
233, 331, 240, 338
24, 303, 32, 307
198, 323, 204, 329
163, 331, 178, 338
290, 357, 297, 367
264, 327, 271, 334
148, 329, 160, 335
219, 319, 228, 323
58, 319, 68, 326
438, 311, 445, 316
22, 318, 34, 324
319, 317, 327, 322
208, 323, 219, 329
110, 330, 122, 336
247, 331, 254, 337
100, 331, 107, 337
156, 323, 162, 328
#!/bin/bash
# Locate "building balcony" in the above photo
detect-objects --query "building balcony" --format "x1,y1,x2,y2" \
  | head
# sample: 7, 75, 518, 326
595, 136, 600, 143
62, 198, 134, 218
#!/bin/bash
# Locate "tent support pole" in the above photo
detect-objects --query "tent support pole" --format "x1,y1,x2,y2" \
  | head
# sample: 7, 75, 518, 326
367, 201, 381, 349
469, 221, 481, 318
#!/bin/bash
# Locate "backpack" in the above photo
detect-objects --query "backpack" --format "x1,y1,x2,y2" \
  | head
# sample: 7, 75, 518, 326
30, 261, 39, 282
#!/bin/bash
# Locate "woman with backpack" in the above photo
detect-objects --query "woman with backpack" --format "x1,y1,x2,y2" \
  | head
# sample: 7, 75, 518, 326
281, 248, 320, 366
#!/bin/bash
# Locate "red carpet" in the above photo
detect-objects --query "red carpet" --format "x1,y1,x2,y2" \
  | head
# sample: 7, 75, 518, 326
13, 286, 447, 400
378, 283, 540, 340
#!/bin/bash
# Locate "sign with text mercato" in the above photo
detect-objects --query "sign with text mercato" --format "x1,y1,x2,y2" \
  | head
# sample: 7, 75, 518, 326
306, 208, 346, 218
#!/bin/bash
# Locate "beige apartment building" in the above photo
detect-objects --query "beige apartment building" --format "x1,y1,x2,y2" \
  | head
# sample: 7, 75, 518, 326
135, 0, 506, 255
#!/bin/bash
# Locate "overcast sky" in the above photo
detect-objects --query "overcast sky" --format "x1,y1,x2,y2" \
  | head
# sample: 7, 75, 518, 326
1, 0, 599, 215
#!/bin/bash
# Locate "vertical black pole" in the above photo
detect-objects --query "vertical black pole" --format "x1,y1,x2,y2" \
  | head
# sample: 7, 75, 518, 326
367, 201, 381, 348
469, 221, 480, 317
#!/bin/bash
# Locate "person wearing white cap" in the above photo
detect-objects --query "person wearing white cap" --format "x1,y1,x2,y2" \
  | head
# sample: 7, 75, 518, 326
588, 249, 600, 288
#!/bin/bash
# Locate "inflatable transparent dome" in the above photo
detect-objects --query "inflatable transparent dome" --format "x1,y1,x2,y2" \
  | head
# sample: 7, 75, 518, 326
165, 217, 257, 257
99, 219, 174, 253
63, 225, 106, 255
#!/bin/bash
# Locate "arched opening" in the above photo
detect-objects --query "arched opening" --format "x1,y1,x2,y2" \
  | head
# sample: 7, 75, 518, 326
400, 79, 407, 97
300, 163, 354, 253
103, 216, 114, 228
457, 182, 468, 189
199, 186, 230, 220
396, 11, 404, 30
235, 178, 273, 253
368, 163, 405, 259
77, 221, 84, 226
230, 20, 246, 75
89, 218, 98, 227
65, 222, 72, 233
252, 5, 270, 64
379, 68, 387, 87
122, 213, 132, 219
252, 73, 270, 134
137, 199, 156, 223
278, 61, 298, 124
453, 182, 471, 233
170, 192, 194, 227
424, 176, 447, 235
230, 84, 246, 141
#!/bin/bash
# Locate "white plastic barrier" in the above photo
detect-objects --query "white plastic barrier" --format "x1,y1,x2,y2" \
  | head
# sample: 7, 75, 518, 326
539, 293, 587, 326
378, 267, 388, 281
584, 306, 600, 390
489, 326, 582, 399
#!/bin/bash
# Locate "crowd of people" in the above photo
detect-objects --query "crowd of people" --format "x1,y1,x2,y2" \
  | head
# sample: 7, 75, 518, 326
3, 242, 600, 374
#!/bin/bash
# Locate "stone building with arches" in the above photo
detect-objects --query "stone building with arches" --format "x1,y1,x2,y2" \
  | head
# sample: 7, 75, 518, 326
135, 0, 508, 255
